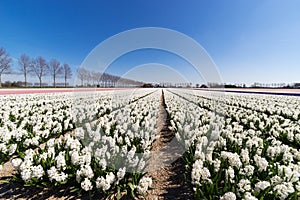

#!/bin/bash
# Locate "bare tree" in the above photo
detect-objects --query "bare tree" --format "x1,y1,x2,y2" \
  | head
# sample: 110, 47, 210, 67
77, 68, 89, 86
90, 71, 99, 86
94, 72, 102, 86
85, 70, 92, 86
49, 59, 62, 88
62, 63, 72, 87
19, 54, 31, 87
31, 56, 49, 88
0, 48, 12, 88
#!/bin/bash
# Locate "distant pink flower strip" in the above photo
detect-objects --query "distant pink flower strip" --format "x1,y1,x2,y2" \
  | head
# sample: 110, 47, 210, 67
0, 88, 129, 95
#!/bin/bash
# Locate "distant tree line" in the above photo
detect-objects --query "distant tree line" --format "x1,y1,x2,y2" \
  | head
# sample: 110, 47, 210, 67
159, 82, 192, 88
0, 47, 143, 88
0, 47, 72, 88
76, 68, 144, 87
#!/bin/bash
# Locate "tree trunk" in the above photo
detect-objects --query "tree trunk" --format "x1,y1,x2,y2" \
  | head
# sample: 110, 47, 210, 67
65, 75, 67, 87
0, 74, 2, 88
53, 75, 56, 88
39, 77, 42, 88
24, 72, 27, 87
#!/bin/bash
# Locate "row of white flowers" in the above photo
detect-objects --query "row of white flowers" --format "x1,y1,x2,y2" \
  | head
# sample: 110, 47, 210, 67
165, 89, 300, 200
0, 89, 156, 164
0, 93, 76, 165
1, 89, 159, 198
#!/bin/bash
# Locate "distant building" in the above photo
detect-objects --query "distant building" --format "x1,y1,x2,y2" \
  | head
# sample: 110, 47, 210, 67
141, 83, 153, 88
53, 82, 69, 86
34, 83, 48, 87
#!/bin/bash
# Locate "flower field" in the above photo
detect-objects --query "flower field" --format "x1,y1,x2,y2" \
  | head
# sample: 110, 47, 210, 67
165, 89, 300, 200
0, 88, 299, 199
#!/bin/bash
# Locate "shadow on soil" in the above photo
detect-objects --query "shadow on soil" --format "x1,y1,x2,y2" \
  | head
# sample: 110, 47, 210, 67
161, 158, 194, 200
0, 178, 103, 200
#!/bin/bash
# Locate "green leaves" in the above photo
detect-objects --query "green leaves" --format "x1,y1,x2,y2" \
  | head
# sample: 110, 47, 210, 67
127, 182, 135, 197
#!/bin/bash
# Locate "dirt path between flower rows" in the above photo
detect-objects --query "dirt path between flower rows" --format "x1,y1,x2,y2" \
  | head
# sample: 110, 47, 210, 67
144, 90, 193, 200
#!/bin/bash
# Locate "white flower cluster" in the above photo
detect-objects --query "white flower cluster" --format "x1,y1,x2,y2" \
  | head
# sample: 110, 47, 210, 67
47, 166, 68, 182
0, 92, 76, 165
164, 89, 300, 199
135, 177, 152, 194
16, 149, 45, 182
191, 159, 211, 186
96, 172, 115, 191
220, 192, 236, 200
6, 89, 160, 196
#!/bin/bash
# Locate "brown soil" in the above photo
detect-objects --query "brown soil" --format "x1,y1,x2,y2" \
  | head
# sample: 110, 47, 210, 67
0, 162, 15, 180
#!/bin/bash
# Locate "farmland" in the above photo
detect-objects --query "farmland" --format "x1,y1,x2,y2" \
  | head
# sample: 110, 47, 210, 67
0, 88, 299, 199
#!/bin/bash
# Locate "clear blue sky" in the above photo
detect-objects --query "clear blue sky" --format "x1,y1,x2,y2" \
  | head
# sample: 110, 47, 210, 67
1, 0, 300, 85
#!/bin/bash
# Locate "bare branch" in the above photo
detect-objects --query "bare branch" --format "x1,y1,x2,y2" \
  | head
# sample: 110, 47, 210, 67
19, 54, 31, 87
63, 63, 72, 87
49, 59, 62, 87
77, 67, 89, 86
0, 47, 12, 87
30, 56, 49, 88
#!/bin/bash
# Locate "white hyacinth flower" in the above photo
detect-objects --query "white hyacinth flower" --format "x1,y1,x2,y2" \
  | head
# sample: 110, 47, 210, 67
254, 181, 270, 193
81, 178, 93, 191
136, 177, 152, 194
11, 158, 23, 170
220, 192, 236, 200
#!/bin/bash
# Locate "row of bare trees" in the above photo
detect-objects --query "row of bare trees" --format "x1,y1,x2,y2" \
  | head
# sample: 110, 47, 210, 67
1, 47, 142, 88
77, 68, 144, 87
19, 54, 72, 88
0, 47, 72, 88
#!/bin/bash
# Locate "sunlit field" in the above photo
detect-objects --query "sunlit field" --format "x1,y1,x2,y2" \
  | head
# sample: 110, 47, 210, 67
0, 88, 299, 199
